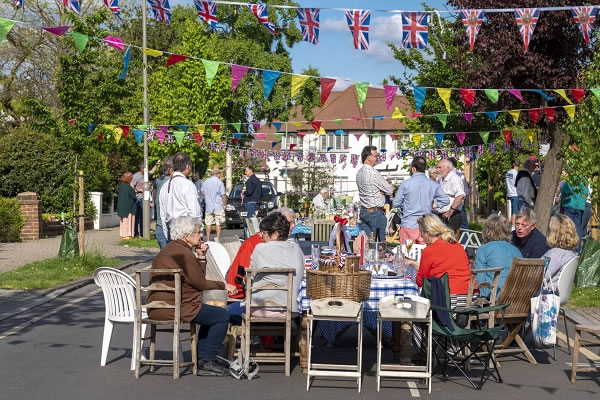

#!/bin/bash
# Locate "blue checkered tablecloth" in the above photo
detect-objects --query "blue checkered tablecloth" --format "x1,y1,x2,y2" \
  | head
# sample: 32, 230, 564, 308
297, 267, 419, 345
292, 223, 361, 238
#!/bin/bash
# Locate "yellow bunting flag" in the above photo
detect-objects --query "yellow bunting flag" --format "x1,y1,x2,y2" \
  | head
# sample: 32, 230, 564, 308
291, 75, 310, 98
143, 48, 163, 57
391, 107, 405, 120
553, 89, 573, 105
103, 125, 116, 132
525, 129, 535, 143
195, 125, 205, 134
212, 132, 222, 142
317, 127, 326, 135
113, 127, 123, 143
412, 134, 422, 146
563, 105, 576, 120
437, 88, 451, 112
508, 110, 520, 123
292, 121, 304, 130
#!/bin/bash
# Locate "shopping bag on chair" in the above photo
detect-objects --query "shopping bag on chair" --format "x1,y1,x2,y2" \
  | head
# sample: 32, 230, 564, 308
530, 272, 560, 348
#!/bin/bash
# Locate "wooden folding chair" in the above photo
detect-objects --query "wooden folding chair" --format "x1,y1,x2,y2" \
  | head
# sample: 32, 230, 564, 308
466, 266, 504, 328
492, 258, 545, 364
311, 220, 335, 242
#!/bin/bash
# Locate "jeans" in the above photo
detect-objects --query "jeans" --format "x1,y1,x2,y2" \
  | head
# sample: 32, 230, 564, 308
359, 208, 387, 241
582, 202, 592, 237
517, 196, 533, 212
509, 196, 520, 215
192, 304, 230, 361
563, 207, 584, 252
227, 302, 244, 326
155, 224, 168, 249
245, 201, 258, 218
134, 198, 143, 237
460, 207, 469, 230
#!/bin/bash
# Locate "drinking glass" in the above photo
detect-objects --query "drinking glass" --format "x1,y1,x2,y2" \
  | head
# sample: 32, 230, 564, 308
311, 244, 320, 268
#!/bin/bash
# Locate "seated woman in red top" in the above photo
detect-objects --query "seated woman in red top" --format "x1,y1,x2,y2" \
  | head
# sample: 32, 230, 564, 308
406, 214, 471, 295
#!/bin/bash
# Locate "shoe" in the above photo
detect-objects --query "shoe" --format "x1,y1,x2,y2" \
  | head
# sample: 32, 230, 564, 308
197, 360, 230, 376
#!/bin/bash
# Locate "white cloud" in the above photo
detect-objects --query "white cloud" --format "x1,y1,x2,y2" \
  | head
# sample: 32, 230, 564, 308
331, 78, 354, 91
320, 17, 348, 32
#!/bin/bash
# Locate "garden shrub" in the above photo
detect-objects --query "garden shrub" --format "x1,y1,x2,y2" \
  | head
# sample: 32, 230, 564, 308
0, 197, 24, 242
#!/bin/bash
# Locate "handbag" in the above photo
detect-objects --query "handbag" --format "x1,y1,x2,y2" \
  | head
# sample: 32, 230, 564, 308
530, 258, 560, 348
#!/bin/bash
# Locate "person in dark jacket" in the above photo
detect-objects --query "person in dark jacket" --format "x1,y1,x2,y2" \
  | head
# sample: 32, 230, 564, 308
242, 166, 262, 218
117, 172, 137, 240
147, 216, 237, 376
511, 208, 550, 258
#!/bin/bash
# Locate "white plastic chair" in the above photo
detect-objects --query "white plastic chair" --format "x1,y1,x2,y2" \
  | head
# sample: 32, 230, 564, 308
400, 243, 426, 263
555, 257, 579, 356
94, 267, 147, 370
206, 241, 231, 280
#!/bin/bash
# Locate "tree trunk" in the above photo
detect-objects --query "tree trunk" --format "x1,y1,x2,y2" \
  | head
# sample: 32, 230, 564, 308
535, 123, 568, 235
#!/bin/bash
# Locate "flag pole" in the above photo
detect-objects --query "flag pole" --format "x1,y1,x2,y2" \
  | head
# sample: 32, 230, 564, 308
142, 0, 151, 239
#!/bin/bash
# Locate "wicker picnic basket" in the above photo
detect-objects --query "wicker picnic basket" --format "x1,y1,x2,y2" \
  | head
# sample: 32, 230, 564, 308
306, 254, 371, 302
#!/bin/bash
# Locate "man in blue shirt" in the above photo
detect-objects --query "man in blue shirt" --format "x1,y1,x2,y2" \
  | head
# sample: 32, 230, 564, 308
393, 156, 450, 244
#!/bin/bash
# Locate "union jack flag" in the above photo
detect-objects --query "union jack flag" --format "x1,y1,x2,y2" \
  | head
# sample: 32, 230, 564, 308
296, 8, 320, 45
345, 9, 370, 50
401, 12, 428, 49
194, 0, 218, 27
461, 9, 485, 50
572, 6, 597, 46
247, 4, 275, 35
514, 8, 540, 51
63, 0, 79, 14
14, 0, 23, 9
147, 0, 172, 24
103, 0, 120, 18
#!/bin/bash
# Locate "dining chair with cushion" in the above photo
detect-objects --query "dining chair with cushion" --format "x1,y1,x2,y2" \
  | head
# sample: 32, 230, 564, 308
206, 241, 231, 281
94, 267, 147, 371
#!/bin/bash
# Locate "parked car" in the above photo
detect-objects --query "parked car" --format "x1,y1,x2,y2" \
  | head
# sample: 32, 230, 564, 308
225, 181, 281, 229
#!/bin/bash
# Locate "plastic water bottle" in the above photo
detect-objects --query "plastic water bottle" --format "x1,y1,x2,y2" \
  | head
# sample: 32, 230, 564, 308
393, 250, 406, 277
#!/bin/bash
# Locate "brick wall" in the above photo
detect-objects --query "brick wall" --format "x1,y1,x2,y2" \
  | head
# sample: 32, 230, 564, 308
17, 192, 42, 241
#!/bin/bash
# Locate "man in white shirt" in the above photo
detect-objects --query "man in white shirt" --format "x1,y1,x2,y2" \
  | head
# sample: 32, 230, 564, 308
159, 152, 203, 241
202, 166, 227, 242
312, 188, 328, 211
506, 159, 520, 228
434, 159, 465, 232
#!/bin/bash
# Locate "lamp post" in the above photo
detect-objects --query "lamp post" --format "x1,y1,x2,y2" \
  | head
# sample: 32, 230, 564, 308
142, 0, 151, 239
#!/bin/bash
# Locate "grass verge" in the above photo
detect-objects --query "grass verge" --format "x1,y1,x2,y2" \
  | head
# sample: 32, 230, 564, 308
0, 252, 120, 290
568, 287, 600, 308
119, 235, 159, 248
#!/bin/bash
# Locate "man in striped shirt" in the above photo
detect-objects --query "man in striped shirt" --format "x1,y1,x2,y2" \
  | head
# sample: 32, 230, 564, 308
356, 146, 394, 241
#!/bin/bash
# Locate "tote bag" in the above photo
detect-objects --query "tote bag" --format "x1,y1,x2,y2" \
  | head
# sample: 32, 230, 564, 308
530, 258, 560, 348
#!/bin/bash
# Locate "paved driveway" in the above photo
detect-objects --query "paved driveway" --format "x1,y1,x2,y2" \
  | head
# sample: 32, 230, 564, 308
0, 263, 598, 399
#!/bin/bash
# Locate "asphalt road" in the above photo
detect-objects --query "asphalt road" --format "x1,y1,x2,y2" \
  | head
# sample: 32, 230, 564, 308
0, 262, 598, 399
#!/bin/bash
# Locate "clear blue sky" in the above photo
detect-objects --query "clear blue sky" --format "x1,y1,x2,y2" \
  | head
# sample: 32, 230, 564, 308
289, 1, 448, 90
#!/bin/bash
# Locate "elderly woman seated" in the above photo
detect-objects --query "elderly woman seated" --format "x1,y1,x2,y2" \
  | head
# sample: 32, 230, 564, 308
406, 213, 470, 296
147, 216, 237, 377
228, 211, 305, 324
542, 214, 579, 288
474, 214, 522, 297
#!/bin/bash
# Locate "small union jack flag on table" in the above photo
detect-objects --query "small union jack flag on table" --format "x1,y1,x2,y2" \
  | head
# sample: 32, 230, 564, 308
461, 9, 485, 50
345, 9, 370, 50
195, 0, 218, 27
572, 6, 597, 46
103, 0, 120, 18
296, 8, 320, 45
514, 8, 540, 51
63, 0, 79, 14
402, 12, 429, 49
247, 3, 275, 35
147, 0, 172, 24
14, 0, 23, 9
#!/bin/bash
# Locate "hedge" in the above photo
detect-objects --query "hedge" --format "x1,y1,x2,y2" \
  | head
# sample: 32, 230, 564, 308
0, 197, 24, 242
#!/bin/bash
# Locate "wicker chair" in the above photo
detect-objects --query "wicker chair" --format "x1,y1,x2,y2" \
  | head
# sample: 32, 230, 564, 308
492, 258, 545, 364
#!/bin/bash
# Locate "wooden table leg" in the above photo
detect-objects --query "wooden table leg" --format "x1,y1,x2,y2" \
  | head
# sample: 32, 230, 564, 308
300, 314, 308, 374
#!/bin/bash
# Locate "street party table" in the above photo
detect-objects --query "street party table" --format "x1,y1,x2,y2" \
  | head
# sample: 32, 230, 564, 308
297, 259, 419, 345
291, 222, 361, 238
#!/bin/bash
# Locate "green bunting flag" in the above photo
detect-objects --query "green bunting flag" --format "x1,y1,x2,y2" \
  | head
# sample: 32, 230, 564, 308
484, 89, 499, 103
202, 59, 220, 87
480, 131, 490, 144
0, 18, 16, 42
275, 133, 284, 141
137, 124, 149, 130
333, 119, 343, 125
231, 122, 241, 132
355, 82, 369, 109
174, 131, 185, 146
590, 89, 600, 100
435, 114, 447, 128
70, 32, 88, 52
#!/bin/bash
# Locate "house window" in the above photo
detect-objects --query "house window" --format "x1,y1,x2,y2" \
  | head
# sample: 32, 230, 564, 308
320, 134, 349, 151
283, 134, 299, 149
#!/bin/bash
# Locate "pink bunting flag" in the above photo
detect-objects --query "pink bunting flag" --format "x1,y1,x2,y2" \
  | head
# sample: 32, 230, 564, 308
193, 133, 203, 145
502, 130, 513, 145
104, 35, 125, 51
543, 107, 555, 122
310, 120, 322, 132
157, 126, 167, 144
297, 131, 307, 139
42, 26, 71, 36
384, 84, 398, 110
252, 122, 261, 130
254, 133, 265, 140
351, 116, 361, 121
166, 54, 188, 66
456, 132, 466, 145
506, 89, 527, 103
459, 89, 475, 107
462, 113, 473, 125
320, 78, 336, 105
231, 64, 249, 92
354, 133, 363, 141
572, 88, 585, 103
527, 108, 541, 123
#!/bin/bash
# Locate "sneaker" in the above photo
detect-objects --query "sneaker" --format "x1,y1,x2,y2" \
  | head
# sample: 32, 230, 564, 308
197, 360, 230, 377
